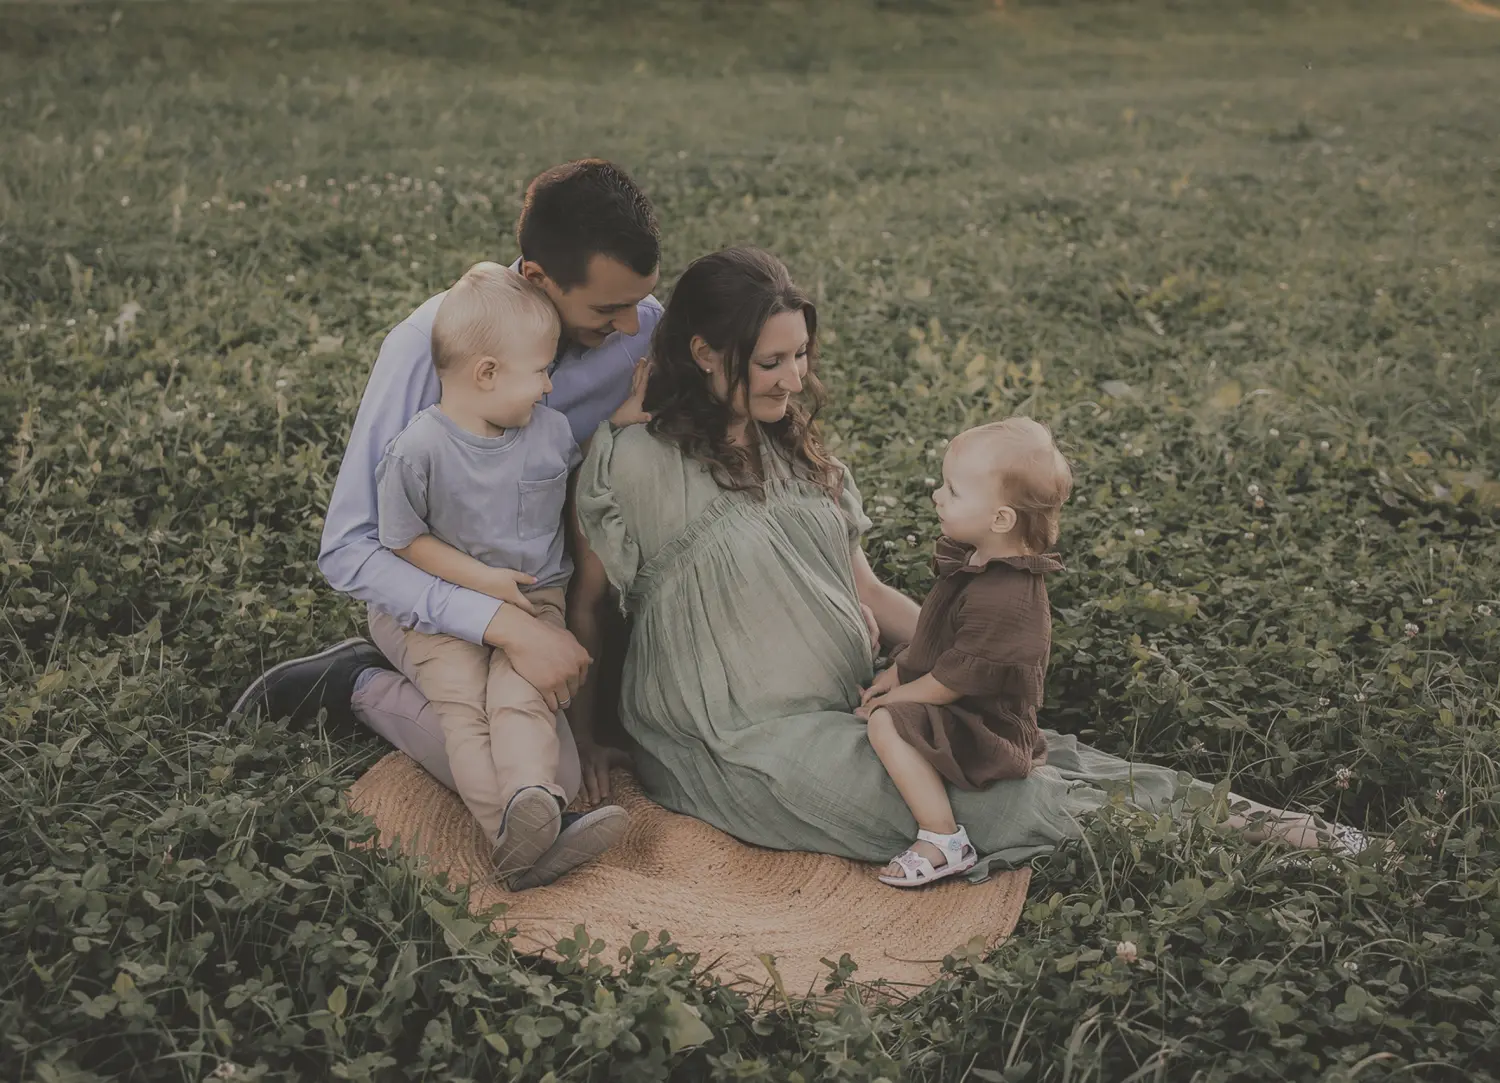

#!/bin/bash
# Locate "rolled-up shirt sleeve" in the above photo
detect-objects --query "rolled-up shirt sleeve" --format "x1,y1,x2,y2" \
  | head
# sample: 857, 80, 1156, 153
317, 318, 502, 645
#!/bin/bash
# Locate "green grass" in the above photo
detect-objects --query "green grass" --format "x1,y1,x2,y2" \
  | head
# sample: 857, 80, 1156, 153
3, 0, 1500, 1079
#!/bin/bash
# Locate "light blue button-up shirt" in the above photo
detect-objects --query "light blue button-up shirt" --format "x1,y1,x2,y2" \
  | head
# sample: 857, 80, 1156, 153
319, 282, 662, 644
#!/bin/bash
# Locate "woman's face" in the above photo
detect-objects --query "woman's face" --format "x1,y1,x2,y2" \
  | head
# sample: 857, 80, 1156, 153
698, 309, 809, 425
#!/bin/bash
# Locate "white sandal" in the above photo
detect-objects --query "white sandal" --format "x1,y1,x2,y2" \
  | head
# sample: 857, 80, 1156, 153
878, 826, 978, 888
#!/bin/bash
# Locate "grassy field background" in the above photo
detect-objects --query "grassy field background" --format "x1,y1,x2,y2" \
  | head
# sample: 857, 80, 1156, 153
3, 1, 1500, 1079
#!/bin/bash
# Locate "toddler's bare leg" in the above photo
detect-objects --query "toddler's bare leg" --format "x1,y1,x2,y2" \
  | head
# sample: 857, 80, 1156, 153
867, 708, 958, 872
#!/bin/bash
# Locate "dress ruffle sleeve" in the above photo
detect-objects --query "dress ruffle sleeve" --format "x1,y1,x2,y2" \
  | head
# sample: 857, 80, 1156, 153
929, 575, 1050, 697
575, 422, 642, 613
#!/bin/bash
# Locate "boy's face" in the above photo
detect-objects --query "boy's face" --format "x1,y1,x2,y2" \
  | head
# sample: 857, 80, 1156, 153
524, 254, 659, 349
932, 439, 1009, 547
462, 328, 560, 429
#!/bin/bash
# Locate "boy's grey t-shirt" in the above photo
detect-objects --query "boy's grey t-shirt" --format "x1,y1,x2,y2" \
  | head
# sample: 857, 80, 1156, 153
375, 404, 582, 594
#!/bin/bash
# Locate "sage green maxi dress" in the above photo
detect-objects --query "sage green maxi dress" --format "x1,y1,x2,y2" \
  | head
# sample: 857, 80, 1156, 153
576, 424, 1197, 876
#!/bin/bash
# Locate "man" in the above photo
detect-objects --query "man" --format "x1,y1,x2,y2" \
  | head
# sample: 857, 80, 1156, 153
234, 159, 661, 886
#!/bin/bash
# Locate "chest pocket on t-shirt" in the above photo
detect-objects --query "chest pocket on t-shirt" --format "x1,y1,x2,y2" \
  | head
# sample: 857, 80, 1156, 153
517, 468, 569, 542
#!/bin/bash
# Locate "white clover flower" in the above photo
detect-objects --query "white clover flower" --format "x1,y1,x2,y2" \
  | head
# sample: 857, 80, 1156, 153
883, 539, 897, 549
326, 177, 336, 187
1345, 960, 1360, 975
1134, 528, 1145, 537
1269, 428, 1280, 437
65, 318, 76, 327
1189, 737, 1205, 752
285, 274, 296, 283
1243, 531, 1255, 540
1423, 597, 1434, 606
1303, 586, 1315, 594
1253, 496, 1265, 508
1320, 440, 1331, 451
392, 233, 405, 245
1115, 941, 1138, 964
1348, 579, 1360, 588
1355, 692, 1367, 703
1403, 622, 1419, 637
207, 248, 216, 257
1133, 447, 1144, 457
200, 200, 211, 210
1318, 697, 1330, 707
1128, 505, 1140, 515
411, 260, 421, 270
19, 322, 29, 332
1479, 605, 1493, 617
1247, 483, 1261, 496
275, 379, 288, 389
1435, 788, 1447, 803
1355, 518, 1365, 527
906, 534, 917, 545
119, 195, 130, 207
427, 233, 436, 241
924, 477, 935, 487
1335, 765, 1353, 789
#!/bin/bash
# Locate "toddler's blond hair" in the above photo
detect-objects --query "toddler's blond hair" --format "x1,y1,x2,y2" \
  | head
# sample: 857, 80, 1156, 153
958, 417, 1073, 553
430, 261, 560, 374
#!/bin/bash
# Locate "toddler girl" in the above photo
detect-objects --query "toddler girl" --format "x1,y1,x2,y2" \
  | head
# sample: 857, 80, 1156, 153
856, 417, 1072, 887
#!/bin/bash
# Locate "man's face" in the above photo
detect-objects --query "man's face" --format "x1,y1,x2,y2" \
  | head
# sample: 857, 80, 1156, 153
523, 254, 659, 350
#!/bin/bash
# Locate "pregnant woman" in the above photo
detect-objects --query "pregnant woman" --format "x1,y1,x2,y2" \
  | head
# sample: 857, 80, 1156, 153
567, 245, 1361, 876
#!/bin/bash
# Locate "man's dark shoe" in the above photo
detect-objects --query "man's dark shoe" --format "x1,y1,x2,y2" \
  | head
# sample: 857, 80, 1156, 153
231, 637, 391, 729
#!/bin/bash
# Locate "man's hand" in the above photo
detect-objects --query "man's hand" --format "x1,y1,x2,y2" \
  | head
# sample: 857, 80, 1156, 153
482, 568, 539, 615
856, 666, 901, 719
608, 358, 653, 428
486, 605, 591, 711
576, 738, 631, 806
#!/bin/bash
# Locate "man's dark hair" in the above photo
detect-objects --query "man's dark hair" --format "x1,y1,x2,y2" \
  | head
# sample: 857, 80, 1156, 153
516, 159, 660, 291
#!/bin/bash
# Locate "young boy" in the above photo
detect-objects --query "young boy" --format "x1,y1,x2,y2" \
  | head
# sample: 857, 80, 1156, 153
374, 262, 586, 888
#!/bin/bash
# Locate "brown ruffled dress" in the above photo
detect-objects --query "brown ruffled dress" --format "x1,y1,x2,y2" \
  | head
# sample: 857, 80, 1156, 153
885, 537, 1063, 790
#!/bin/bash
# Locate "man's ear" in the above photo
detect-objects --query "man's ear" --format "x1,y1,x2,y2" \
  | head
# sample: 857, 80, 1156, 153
992, 505, 1018, 535
690, 334, 718, 373
518, 259, 554, 292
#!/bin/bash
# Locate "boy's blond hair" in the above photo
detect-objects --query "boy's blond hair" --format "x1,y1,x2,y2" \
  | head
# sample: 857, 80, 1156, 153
430, 262, 560, 374
960, 417, 1073, 553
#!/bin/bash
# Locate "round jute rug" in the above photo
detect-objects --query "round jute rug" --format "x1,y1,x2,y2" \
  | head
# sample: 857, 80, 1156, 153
347, 751, 1030, 997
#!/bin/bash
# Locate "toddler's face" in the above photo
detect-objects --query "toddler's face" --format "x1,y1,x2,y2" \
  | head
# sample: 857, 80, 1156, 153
932, 439, 1005, 546
471, 329, 559, 428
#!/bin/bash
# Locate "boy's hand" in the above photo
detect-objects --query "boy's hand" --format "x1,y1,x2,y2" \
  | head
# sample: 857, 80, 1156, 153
484, 568, 539, 615
609, 358, 653, 428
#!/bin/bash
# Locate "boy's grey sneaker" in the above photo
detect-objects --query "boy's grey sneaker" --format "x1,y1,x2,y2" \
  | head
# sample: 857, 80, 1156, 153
495, 786, 564, 888
230, 637, 391, 729
509, 805, 629, 890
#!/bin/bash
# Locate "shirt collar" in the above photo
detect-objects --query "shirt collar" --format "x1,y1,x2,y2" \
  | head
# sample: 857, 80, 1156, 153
933, 535, 1064, 578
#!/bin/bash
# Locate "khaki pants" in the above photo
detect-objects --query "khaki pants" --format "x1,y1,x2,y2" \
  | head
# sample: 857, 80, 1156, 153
367, 588, 569, 843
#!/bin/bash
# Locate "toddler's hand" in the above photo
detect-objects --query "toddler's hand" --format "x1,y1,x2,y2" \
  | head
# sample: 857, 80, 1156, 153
858, 666, 900, 717
485, 568, 539, 614
609, 357, 653, 427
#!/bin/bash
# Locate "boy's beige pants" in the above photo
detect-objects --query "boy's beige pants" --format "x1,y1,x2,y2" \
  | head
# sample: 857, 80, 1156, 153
367, 587, 568, 843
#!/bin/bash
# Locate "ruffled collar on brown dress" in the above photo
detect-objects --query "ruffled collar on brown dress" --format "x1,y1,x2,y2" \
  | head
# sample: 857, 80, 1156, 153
933, 536, 1065, 578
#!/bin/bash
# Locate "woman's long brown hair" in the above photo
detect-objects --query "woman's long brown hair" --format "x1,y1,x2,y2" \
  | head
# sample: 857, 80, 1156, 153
643, 246, 839, 499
